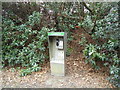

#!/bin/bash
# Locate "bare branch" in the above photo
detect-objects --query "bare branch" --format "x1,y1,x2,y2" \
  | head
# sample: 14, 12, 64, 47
82, 2, 94, 15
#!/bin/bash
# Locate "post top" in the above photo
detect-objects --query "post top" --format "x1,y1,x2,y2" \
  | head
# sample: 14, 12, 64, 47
48, 32, 65, 36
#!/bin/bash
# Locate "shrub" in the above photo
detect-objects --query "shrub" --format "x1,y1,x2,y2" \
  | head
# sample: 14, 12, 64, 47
78, 35, 87, 46
2, 11, 55, 76
83, 44, 104, 70
83, 40, 120, 87
83, 5, 120, 87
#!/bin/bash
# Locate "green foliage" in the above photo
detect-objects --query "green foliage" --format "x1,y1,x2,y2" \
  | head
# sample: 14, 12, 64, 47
78, 15, 94, 31
2, 2, 120, 87
10, 68, 16, 72
67, 36, 74, 42
102, 38, 119, 51
78, 35, 87, 46
109, 63, 120, 87
83, 39, 120, 86
2, 11, 55, 76
20, 68, 32, 77
27, 11, 42, 26
66, 48, 73, 56
20, 64, 41, 77
81, 3, 120, 87
83, 44, 104, 70
93, 6, 119, 40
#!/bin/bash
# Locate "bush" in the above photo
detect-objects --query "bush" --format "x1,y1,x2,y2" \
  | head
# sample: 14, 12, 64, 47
93, 6, 119, 40
78, 34, 87, 46
83, 40, 120, 87
82, 4, 120, 87
78, 15, 94, 31
83, 44, 104, 70
2, 11, 55, 76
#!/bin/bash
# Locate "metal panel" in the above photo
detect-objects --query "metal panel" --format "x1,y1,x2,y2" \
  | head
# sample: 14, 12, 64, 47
48, 32, 67, 76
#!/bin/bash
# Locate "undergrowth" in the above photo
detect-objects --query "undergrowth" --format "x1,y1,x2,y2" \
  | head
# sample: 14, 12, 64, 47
82, 6, 120, 87
2, 11, 56, 76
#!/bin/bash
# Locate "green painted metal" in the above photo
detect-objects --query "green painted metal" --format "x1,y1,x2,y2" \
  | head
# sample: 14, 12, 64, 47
48, 32, 64, 36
